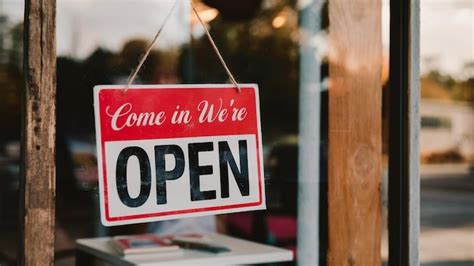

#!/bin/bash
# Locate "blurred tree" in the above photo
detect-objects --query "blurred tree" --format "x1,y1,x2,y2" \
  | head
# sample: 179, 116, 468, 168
420, 73, 452, 100
0, 65, 22, 141
117, 39, 148, 81
8, 23, 23, 70
461, 61, 474, 78
57, 57, 84, 134
56, 39, 180, 137
452, 79, 474, 103
0, 22, 23, 142
421, 66, 474, 103
452, 62, 474, 103
202, 0, 263, 21
117, 39, 178, 84
56, 49, 115, 136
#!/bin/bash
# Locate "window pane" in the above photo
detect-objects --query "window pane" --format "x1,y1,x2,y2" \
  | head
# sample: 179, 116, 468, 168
0, 1, 23, 264
0, 0, 394, 264
420, 1, 474, 265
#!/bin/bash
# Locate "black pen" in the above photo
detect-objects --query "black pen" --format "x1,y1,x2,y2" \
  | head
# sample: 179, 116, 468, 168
171, 239, 231, 254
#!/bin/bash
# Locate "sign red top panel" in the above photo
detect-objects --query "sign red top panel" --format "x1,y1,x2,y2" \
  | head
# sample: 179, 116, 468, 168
97, 86, 259, 142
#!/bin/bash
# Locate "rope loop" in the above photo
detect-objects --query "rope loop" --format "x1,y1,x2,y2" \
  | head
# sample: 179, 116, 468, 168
125, 0, 240, 93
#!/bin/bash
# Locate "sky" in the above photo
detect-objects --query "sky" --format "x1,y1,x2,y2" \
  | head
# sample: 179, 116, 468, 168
1, 0, 473, 77
419, 0, 474, 76
1, 0, 190, 57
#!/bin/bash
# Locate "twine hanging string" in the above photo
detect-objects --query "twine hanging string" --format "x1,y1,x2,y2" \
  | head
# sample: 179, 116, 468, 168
126, 0, 240, 93
125, 0, 180, 91
190, 1, 240, 92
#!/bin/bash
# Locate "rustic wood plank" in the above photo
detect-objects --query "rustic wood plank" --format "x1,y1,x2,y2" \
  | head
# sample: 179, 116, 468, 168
328, 0, 382, 265
20, 0, 57, 264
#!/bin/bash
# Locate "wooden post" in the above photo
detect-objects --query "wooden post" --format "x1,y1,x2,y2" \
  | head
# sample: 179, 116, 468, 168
328, 0, 382, 265
20, 0, 56, 264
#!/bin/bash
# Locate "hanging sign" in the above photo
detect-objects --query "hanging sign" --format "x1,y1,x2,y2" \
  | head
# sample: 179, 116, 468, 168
94, 84, 265, 226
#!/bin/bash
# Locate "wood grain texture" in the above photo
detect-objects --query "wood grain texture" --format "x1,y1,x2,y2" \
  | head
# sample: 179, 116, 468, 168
328, 0, 382, 265
21, 0, 56, 264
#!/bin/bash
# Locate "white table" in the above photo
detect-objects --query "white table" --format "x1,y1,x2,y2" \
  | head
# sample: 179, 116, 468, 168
76, 233, 293, 265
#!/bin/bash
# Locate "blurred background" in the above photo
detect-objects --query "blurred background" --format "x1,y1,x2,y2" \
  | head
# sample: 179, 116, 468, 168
0, 0, 472, 265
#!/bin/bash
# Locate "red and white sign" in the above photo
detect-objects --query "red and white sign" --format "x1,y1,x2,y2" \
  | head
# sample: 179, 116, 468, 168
94, 84, 265, 226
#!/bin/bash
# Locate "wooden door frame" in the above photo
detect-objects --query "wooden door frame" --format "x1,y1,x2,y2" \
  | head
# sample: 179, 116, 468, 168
16, 0, 420, 264
19, 0, 57, 265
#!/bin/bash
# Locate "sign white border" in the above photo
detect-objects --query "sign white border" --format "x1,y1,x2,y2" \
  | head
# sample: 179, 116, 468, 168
94, 84, 266, 226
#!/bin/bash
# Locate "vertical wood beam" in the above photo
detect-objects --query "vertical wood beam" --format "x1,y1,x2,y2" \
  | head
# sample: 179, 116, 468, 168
328, 0, 382, 265
20, 0, 56, 264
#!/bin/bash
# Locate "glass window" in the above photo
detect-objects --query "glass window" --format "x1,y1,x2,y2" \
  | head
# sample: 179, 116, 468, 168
419, 1, 474, 265
0, 0, 23, 263
5, 0, 452, 264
